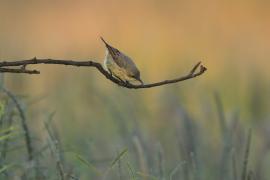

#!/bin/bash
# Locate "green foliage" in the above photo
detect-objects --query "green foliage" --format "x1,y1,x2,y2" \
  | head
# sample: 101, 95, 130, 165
0, 101, 5, 119
0, 164, 14, 175
110, 148, 128, 169
75, 153, 101, 176
0, 82, 269, 179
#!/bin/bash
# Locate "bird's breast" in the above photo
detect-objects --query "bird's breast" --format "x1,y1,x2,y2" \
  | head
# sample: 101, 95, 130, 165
104, 58, 136, 81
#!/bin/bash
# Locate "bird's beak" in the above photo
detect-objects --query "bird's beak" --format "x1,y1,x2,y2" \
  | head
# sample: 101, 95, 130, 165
100, 36, 108, 45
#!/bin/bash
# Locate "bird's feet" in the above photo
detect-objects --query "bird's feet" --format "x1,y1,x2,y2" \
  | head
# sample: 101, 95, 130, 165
124, 81, 132, 86
119, 80, 132, 87
117, 80, 133, 87
108, 69, 113, 77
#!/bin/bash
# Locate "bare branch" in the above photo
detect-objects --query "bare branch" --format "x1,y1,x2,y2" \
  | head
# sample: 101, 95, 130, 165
0, 58, 207, 89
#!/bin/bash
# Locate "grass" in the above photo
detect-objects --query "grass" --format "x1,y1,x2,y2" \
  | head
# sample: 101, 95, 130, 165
0, 78, 268, 180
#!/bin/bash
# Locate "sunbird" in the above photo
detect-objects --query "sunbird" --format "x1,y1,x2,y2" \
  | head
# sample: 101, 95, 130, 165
101, 37, 143, 85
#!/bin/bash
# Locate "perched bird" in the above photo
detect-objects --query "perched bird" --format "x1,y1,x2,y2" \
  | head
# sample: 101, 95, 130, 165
101, 37, 143, 85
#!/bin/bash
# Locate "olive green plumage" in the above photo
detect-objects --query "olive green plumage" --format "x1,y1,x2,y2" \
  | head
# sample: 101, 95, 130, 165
101, 37, 143, 85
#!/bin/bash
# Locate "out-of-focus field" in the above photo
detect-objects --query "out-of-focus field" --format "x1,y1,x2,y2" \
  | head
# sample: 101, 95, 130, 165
0, 0, 270, 179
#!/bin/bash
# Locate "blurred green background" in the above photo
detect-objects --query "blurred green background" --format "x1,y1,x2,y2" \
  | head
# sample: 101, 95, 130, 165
0, 0, 270, 179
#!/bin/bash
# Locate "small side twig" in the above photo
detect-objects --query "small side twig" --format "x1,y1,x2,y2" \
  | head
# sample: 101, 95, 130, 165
0, 68, 40, 74
189, 61, 202, 75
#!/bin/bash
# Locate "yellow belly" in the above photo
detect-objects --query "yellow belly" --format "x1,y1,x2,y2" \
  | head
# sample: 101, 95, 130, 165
104, 57, 135, 82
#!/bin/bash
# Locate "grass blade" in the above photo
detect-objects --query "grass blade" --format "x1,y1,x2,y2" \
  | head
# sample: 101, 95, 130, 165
110, 148, 128, 168
103, 148, 128, 179
126, 161, 136, 180
136, 172, 158, 180
169, 161, 186, 180
0, 164, 14, 174
241, 128, 252, 180
75, 153, 101, 176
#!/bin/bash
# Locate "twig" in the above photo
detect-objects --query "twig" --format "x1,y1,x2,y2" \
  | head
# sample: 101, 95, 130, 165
189, 61, 202, 75
0, 68, 40, 74
0, 58, 207, 89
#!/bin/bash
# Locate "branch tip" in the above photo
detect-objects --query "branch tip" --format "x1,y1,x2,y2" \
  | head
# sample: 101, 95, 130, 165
189, 61, 202, 75
200, 65, 207, 73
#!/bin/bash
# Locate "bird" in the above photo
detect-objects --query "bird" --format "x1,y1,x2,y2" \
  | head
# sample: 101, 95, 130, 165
100, 37, 143, 85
